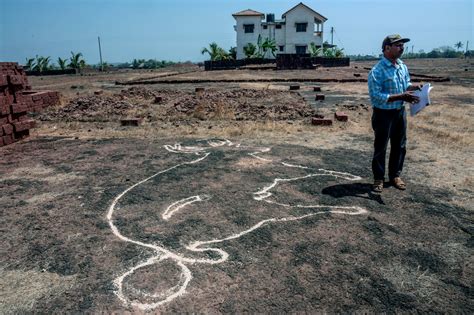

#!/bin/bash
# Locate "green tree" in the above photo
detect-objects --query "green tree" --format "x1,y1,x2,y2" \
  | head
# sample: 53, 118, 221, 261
32, 55, 51, 72
262, 38, 277, 58
454, 41, 463, 51
68, 51, 86, 72
229, 46, 237, 60
201, 42, 229, 61
334, 47, 345, 58
57, 57, 67, 70
308, 42, 322, 57
243, 43, 257, 59
25, 57, 36, 70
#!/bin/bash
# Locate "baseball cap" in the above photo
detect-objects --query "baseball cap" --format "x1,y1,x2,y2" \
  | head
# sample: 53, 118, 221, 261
382, 34, 410, 49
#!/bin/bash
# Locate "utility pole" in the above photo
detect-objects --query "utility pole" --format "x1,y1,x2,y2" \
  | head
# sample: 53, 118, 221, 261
330, 27, 334, 45
466, 40, 469, 52
98, 36, 103, 72
411, 45, 414, 54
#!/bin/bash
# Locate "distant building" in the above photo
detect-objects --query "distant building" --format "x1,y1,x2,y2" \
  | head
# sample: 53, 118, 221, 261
233, 2, 327, 60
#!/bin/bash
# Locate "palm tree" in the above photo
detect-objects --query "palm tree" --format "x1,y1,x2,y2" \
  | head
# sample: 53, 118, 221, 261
262, 38, 277, 58
334, 47, 345, 58
57, 57, 67, 70
454, 41, 463, 51
229, 47, 237, 60
68, 51, 86, 72
24, 57, 36, 70
201, 42, 229, 61
243, 43, 257, 59
32, 55, 51, 72
308, 42, 323, 57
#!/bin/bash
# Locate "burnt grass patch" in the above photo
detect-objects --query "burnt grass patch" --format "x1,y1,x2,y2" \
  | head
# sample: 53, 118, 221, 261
0, 137, 472, 313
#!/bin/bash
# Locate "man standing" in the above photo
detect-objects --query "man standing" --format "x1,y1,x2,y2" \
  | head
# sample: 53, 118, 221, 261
368, 34, 421, 193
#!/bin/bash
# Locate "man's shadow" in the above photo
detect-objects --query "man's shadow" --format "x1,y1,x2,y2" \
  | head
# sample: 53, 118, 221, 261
322, 182, 385, 205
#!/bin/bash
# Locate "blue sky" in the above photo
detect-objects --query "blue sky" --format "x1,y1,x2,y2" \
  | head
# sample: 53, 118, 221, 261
1, 0, 472, 65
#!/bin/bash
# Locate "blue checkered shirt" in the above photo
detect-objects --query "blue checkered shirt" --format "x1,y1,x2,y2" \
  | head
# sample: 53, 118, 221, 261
368, 57, 411, 109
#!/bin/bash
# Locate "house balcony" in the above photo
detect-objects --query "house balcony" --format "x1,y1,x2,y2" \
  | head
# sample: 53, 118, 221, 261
313, 31, 322, 38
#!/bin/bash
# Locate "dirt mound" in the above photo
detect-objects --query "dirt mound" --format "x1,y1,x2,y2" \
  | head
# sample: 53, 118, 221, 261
39, 95, 136, 122
39, 87, 314, 123
167, 89, 314, 121
118, 86, 159, 99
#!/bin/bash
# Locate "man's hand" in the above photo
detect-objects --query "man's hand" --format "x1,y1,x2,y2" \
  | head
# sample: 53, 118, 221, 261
388, 91, 420, 104
402, 91, 420, 103
407, 84, 422, 91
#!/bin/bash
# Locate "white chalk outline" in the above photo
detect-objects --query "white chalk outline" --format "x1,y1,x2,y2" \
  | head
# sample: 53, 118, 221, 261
107, 139, 368, 310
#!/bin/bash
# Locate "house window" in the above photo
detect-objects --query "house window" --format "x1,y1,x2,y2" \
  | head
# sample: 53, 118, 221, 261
295, 45, 307, 54
263, 25, 268, 29
279, 45, 284, 52
296, 23, 307, 32
276, 24, 282, 29
243, 24, 254, 33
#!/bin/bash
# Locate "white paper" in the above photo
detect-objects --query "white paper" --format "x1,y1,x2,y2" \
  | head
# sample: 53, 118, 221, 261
410, 83, 433, 116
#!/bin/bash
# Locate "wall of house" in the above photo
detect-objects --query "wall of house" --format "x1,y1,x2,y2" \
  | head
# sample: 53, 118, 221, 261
284, 6, 324, 54
235, 16, 264, 60
234, 5, 325, 59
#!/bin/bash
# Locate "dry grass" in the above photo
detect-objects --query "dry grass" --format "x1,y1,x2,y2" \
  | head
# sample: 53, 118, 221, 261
380, 261, 441, 303
0, 268, 76, 314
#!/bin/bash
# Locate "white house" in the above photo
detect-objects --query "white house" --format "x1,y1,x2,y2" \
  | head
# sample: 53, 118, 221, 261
233, 2, 327, 60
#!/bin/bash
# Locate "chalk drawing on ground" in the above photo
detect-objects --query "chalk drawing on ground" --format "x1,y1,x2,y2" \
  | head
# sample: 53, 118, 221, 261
106, 139, 368, 310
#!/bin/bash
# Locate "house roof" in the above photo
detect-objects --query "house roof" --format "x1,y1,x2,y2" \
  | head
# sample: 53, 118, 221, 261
282, 2, 327, 22
232, 9, 265, 18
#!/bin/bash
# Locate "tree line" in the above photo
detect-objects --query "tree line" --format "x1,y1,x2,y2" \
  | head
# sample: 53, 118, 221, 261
25, 52, 86, 72
349, 42, 471, 60
201, 37, 345, 61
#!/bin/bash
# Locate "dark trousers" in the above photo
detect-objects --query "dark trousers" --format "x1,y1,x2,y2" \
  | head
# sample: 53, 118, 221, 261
372, 107, 407, 181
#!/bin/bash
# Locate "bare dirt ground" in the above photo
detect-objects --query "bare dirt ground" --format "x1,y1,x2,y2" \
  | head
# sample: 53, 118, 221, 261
1, 58, 472, 313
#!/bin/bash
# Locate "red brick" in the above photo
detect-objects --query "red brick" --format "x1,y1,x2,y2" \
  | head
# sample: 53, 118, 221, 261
33, 105, 43, 112
0, 136, 4, 147
32, 93, 44, 101
0, 105, 10, 115
311, 117, 333, 126
335, 111, 348, 122
10, 104, 27, 114
0, 117, 7, 125
8, 74, 25, 87
0, 75, 8, 87
2, 123, 13, 134
2, 134, 13, 145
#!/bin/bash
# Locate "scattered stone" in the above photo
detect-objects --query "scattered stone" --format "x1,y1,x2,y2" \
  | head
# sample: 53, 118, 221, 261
289, 85, 300, 90
312, 117, 332, 126
120, 118, 143, 126
313, 86, 321, 92
315, 94, 325, 101
94, 90, 103, 95
353, 73, 361, 77
335, 111, 348, 122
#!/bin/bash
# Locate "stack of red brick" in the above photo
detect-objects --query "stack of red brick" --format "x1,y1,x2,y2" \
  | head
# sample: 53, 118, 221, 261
0, 62, 60, 147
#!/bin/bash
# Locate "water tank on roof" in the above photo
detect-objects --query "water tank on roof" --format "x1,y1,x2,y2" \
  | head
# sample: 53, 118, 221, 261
266, 13, 275, 22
